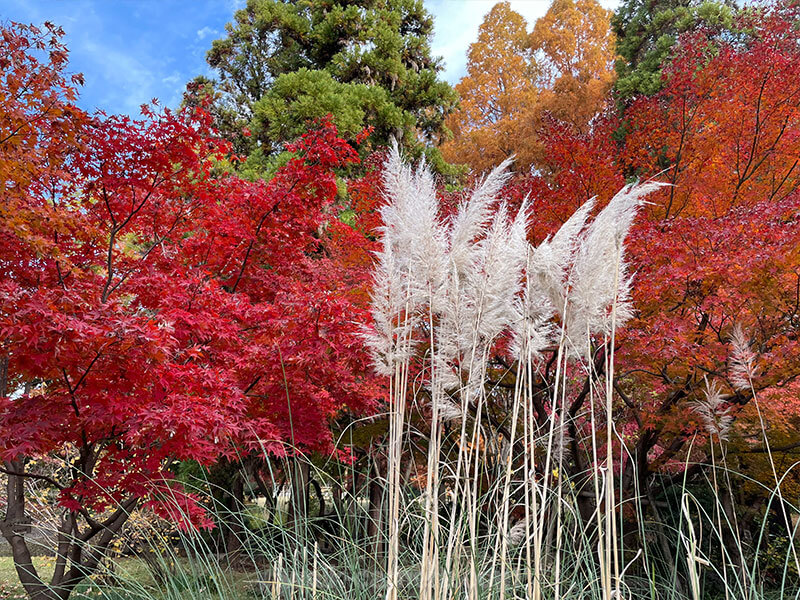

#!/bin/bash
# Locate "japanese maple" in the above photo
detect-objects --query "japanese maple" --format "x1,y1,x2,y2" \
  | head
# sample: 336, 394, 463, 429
0, 22, 376, 600
512, 0, 800, 503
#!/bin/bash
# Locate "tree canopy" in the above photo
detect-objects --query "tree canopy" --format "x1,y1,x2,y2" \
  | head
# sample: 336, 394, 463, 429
194, 0, 458, 173
530, 0, 617, 129
0, 21, 379, 597
440, 0, 616, 173
439, 2, 539, 172
612, 0, 737, 100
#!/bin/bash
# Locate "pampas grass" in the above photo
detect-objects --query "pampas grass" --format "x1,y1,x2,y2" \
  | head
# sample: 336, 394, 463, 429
364, 147, 668, 600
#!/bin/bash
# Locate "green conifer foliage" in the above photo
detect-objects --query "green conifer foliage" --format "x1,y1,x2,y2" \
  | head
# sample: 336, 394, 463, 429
193, 0, 458, 173
612, 0, 737, 100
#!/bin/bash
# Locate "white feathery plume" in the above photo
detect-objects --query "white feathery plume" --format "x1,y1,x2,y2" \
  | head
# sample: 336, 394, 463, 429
467, 202, 524, 343
365, 150, 667, 599
363, 242, 401, 375
379, 141, 450, 312
365, 142, 448, 374
510, 199, 595, 363
507, 198, 530, 275
691, 378, 733, 442
363, 240, 423, 375
367, 147, 663, 394
428, 262, 467, 394
510, 259, 554, 363
434, 397, 463, 422
441, 159, 516, 368
438, 201, 526, 393
448, 156, 515, 278
510, 298, 553, 363
565, 182, 666, 357
729, 324, 756, 391
439, 200, 526, 410
530, 197, 596, 313
430, 351, 462, 391
508, 519, 529, 546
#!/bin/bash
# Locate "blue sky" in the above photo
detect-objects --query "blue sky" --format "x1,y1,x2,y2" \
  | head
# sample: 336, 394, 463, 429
2, 0, 618, 117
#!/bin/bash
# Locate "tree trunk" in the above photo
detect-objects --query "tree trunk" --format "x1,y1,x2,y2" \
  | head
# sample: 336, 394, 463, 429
225, 467, 246, 556
207, 457, 246, 556
367, 457, 386, 561
287, 459, 309, 527
1, 460, 60, 600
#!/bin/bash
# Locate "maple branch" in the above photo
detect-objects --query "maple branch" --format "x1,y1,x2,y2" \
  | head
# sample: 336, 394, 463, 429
768, 157, 799, 201
544, 346, 559, 382
0, 96, 62, 146
69, 350, 104, 393
664, 94, 691, 219
100, 172, 164, 303
74, 505, 103, 533
738, 441, 800, 454
0, 465, 64, 490
60, 349, 104, 417
101, 225, 118, 304
50, 186, 71, 291
243, 375, 262, 395
106, 207, 188, 298
229, 177, 300, 293
567, 345, 606, 418
0, 355, 7, 398
734, 70, 772, 200
745, 115, 792, 185
59, 497, 139, 595
79, 496, 138, 541
100, 173, 117, 227
613, 379, 643, 428
648, 433, 689, 473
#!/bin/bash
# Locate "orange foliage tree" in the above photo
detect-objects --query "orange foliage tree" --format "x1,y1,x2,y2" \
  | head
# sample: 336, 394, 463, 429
530, 0, 617, 132
439, 2, 539, 172
441, 0, 617, 173
618, 3, 800, 494
0, 21, 86, 254
524, 1, 800, 507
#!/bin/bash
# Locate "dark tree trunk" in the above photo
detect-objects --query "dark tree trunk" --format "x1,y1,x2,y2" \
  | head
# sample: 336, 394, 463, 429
367, 457, 386, 561
225, 467, 246, 556
207, 457, 247, 556
287, 458, 309, 528
1, 457, 136, 600
1, 459, 57, 600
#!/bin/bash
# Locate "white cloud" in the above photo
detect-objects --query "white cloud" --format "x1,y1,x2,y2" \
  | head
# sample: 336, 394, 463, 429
428, 0, 620, 85
78, 36, 157, 114
162, 72, 181, 85
196, 26, 217, 40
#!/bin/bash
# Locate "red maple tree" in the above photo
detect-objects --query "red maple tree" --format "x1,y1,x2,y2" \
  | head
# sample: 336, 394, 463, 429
0, 22, 377, 599
518, 1, 800, 502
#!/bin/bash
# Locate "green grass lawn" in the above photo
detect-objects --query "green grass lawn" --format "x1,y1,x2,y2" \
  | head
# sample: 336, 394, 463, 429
0, 554, 275, 600
0, 556, 156, 600
1, 556, 56, 599
0, 556, 61, 600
